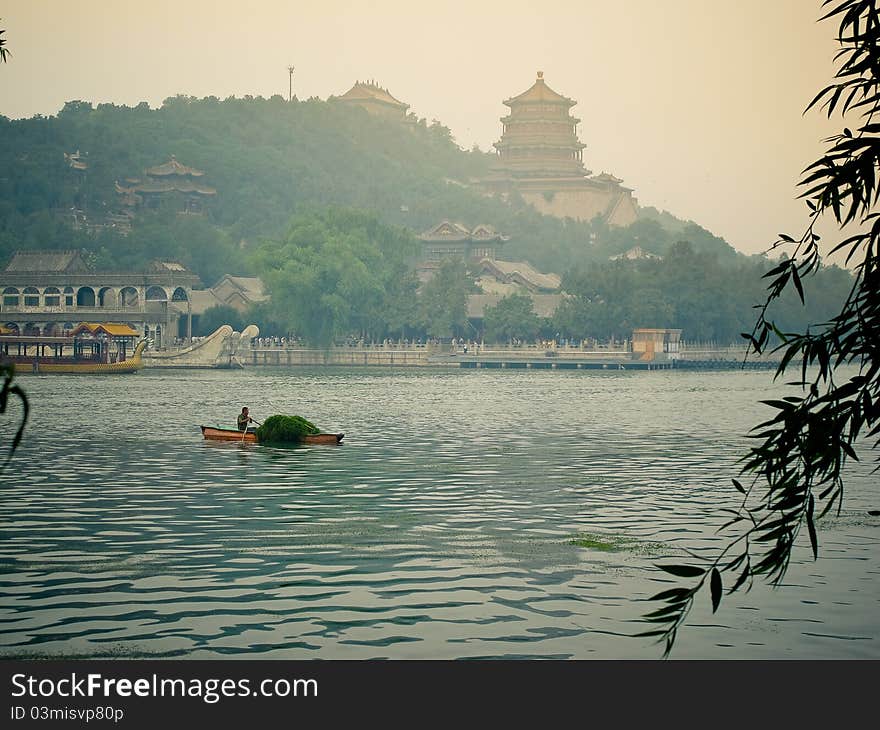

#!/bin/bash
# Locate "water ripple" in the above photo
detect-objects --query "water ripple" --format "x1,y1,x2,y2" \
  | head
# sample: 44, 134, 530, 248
1, 367, 878, 658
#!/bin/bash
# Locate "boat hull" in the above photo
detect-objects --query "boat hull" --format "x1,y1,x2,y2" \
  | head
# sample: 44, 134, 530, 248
4, 340, 146, 375
200, 425, 344, 444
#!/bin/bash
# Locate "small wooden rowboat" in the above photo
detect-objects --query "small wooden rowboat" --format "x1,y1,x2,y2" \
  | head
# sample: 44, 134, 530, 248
200, 425, 344, 444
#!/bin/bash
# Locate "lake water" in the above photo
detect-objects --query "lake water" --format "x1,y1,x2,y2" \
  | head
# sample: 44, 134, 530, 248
1, 367, 878, 659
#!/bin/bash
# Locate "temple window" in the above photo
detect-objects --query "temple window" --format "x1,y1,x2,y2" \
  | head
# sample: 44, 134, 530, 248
23, 287, 39, 307
44, 287, 61, 306
2, 287, 19, 306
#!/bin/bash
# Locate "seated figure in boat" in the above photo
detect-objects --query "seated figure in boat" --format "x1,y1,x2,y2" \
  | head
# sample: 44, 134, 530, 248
237, 407, 257, 433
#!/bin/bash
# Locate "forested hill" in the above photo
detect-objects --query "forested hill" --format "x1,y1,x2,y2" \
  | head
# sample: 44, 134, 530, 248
0, 94, 742, 284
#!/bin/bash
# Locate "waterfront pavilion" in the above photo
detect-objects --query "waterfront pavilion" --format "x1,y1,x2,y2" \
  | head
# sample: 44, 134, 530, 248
0, 251, 201, 348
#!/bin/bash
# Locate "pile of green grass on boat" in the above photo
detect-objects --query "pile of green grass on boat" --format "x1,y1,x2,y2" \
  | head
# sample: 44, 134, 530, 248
255, 415, 321, 444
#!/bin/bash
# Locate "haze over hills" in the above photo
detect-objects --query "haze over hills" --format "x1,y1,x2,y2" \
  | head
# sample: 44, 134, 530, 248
0, 93, 743, 284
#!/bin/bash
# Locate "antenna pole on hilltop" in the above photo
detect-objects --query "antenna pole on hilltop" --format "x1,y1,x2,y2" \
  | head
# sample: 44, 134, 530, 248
288, 65, 295, 101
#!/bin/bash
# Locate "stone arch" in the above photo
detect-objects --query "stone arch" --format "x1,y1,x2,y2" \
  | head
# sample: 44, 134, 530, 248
43, 287, 61, 307
43, 321, 62, 336
145, 286, 168, 302
120, 287, 139, 307
3, 322, 20, 334
22, 287, 40, 307
2, 287, 19, 306
77, 286, 96, 307
98, 286, 118, 307
63, 286, 75, 306
63, 322, 75, 334
171, 287, 189, 302
23, 323, 40, 336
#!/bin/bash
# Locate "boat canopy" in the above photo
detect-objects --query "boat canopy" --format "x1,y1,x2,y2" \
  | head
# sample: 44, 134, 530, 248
71, 323, 140, 338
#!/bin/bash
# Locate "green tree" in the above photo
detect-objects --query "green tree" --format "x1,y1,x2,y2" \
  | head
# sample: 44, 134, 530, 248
418, 258, 473, 339
244, 301, 287, 339
253, 208, 419, 346
644, 0, 880, 656
483, 292, 542, 343
195, 305, 245, 337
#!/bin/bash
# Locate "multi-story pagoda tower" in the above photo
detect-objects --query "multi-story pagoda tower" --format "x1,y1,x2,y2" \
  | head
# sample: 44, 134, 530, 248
484, 72, 638, 227
493, 71, 586, 178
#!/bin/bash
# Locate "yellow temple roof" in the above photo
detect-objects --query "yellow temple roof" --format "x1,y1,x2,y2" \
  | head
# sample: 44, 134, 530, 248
334, 80, 409, 109
71, 323, 140, 338
504, 71, 576, 108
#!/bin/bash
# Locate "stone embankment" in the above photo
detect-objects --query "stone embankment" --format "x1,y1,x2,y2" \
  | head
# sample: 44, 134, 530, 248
144, 335, 780, 371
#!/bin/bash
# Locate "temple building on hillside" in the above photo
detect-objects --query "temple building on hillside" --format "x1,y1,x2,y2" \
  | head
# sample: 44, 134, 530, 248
64, 150, 88, 172
415, 220, 562, 320
417, 221, 510, 270
475, 259, 561, 295
115, 155, 217, 215
482, 71, 638, 227
329, 80, 415, 123
610, 245, 661, 261
189, 275, 269, 327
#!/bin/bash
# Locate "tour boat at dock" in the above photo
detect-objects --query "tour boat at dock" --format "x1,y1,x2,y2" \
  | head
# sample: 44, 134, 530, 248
0, 323, 145, 374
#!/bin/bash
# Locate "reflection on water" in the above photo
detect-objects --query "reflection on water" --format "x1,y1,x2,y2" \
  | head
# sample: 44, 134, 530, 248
0, 368, 878, 658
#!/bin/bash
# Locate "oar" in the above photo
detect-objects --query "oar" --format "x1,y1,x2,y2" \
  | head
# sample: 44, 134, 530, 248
241, 418, 262, 442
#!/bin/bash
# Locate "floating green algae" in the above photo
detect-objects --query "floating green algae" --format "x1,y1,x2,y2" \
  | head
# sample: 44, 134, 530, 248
568, 533, 666, 555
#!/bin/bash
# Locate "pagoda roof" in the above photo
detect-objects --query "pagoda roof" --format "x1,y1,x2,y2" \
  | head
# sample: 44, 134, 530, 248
150, 261, 190, 273
593, 172, 624, 185
504, 72, 576, 108
418, 221, 510, 243
212, 275, 268, 302
145, 156, 206, 178
479, 258, 561, 292
71, 322, 140, 338
470, 224, 510, 242
116, 180, 216, 196
64, 150, 88, 170
4, 250, 90, 273
610, 246, 660, 261
418, 221, 472, 241
333, 80, 409, 110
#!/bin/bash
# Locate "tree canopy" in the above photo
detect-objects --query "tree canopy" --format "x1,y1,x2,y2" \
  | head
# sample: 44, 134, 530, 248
0, 92, 745, 284
552, 240, 851, 343
253, 208, 419, 345
417, 258, 475, 340
483, 292, 543, 343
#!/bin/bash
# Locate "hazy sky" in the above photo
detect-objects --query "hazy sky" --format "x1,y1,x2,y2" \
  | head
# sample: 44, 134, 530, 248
0, 0, 847, 256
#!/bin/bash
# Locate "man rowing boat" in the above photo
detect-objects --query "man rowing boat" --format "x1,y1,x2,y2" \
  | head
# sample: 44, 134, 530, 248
237, 406, 258, 433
